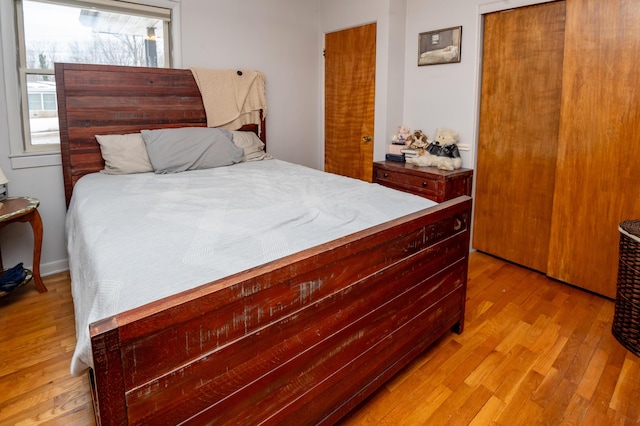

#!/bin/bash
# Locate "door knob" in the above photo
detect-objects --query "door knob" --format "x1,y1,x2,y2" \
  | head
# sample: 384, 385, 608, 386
362, 135, 372, 143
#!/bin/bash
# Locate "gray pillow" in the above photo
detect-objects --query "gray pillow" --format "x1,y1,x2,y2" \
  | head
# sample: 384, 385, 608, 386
141, 127, 243, 174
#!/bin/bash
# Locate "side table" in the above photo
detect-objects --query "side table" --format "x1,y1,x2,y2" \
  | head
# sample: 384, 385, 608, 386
373, 161, 473, 202
0, 197, 47, 293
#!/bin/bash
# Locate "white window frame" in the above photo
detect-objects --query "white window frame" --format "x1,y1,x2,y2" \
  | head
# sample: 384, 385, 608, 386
0, 0, 182, 169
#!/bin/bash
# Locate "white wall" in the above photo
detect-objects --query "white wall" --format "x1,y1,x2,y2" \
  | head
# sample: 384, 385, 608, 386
403, 0, 481, 172
179, 0, 321, 169
0, 0, 321, 276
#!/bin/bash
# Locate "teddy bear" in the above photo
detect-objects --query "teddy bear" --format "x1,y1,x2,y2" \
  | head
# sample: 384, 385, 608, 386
405, 128, 462, 171
391, 125, 411, 144
406, 130, 429, 152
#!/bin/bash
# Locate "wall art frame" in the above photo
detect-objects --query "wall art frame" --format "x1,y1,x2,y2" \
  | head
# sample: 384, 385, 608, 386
418, 26, 462, 66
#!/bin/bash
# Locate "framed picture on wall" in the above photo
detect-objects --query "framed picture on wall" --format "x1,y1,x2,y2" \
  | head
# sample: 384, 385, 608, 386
418, 26, 462, 66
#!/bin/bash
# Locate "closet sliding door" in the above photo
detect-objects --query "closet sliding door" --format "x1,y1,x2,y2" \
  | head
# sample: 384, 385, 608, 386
475, 0, 640, 298
473, 2, 566, 273
547, 0, 640, 298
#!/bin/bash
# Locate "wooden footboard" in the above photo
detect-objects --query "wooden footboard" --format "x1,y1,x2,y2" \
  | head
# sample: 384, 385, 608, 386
89, 196, 471, 425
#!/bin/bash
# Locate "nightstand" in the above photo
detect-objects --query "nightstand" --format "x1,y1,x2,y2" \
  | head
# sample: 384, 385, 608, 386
373, 161, 473, 202
0, 197, 47, 293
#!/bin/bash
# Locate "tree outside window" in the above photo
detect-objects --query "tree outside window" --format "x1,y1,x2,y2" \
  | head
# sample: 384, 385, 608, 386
17, 0, 170, 150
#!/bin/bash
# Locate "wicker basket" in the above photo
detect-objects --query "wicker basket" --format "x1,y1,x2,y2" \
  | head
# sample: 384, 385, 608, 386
612, 220, 640, 357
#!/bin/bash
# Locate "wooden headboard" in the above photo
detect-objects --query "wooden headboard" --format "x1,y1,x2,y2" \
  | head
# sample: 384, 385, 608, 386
55, 63, 266, 206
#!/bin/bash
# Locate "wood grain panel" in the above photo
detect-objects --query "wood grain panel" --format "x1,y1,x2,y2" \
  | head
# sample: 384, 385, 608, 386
115, 224, 470, 391
473, 1, 566, 272
547, 0, 640, 298
373, 161, 473, 202
127, 263, 466, 425
324, 23, 376, 182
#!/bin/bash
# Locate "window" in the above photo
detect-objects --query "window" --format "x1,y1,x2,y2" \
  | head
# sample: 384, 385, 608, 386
14, 0, 172, 152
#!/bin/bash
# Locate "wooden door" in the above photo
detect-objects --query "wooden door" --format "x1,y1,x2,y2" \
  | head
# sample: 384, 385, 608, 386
324, 23, 376, 182
547, 0, 640, 298
473, 2, 566, 272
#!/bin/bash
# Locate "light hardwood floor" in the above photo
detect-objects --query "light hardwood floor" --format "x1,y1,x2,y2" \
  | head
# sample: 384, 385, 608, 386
1, 252, 638, 425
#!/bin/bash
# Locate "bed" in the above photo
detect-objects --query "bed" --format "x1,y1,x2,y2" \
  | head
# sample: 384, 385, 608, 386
419, 45, 460, 65
55, 62, 472, 425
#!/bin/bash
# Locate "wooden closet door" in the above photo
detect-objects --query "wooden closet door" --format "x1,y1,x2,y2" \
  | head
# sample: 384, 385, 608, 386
473, 2, 566, 272
547, 0, 640, 298
324, 23, 376, 182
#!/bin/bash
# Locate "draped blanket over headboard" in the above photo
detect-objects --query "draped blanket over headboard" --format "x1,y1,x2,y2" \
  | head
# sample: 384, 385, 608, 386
190, 68, 267, 129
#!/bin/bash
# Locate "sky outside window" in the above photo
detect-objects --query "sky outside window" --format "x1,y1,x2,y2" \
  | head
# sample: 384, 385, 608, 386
21, 0, 166, 145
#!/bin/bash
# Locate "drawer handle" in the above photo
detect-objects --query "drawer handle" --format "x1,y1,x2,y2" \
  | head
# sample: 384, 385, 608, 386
422, 182, 427, 187
383, 173, 389, 178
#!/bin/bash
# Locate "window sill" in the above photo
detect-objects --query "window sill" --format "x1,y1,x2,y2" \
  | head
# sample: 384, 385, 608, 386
10, 152, 62, 169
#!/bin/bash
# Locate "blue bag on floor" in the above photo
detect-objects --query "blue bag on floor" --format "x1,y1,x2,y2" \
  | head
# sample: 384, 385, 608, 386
0, 262, 29, 292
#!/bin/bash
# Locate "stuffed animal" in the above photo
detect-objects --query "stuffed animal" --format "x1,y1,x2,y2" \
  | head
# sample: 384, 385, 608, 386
407, 130, 429, 152
405, 128, 462, 171
391, 125, 411, 144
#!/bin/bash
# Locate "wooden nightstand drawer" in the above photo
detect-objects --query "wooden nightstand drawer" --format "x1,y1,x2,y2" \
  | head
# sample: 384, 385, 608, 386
374, 168, 439, 197
373, 161, 473, 203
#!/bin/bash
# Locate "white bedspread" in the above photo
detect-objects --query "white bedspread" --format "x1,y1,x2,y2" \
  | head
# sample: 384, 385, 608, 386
66, 159, 436, 375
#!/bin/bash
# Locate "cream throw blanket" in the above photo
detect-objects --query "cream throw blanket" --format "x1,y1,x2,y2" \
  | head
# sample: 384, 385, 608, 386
190, 68, 267, 129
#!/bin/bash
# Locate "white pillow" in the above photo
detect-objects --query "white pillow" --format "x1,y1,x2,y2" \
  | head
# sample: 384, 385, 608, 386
96, 133, 154, 174
230, 131, 272, 162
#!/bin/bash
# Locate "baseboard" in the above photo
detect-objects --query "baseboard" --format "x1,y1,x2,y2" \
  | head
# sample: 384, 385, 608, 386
41, 258, 69, 277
